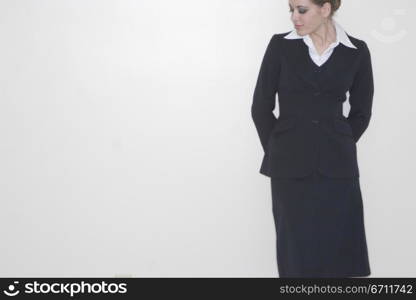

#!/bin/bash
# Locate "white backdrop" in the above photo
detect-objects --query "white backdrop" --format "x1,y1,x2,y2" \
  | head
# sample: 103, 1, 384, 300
0, 0, 414, 277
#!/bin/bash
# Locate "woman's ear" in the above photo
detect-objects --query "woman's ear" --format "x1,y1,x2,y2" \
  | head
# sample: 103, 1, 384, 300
320, 2, 332, 18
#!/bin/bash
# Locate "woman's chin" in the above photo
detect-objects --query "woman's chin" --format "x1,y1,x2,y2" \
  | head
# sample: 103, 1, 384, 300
296, 28, 307, 35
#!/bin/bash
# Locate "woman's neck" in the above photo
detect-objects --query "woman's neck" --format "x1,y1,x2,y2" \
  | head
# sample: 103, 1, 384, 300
309, 18, 337, 50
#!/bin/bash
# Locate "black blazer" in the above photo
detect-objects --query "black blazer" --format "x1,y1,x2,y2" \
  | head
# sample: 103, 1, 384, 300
251, 32, 374, 178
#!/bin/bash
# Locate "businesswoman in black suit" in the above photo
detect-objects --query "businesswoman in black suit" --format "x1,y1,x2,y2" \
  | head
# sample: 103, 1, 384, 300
251, 0, 374, 277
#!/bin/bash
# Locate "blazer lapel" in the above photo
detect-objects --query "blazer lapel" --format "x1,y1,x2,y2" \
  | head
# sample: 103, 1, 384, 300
284, 39, 320, 89
283, 39, 359, 91
324, 44, 359, 83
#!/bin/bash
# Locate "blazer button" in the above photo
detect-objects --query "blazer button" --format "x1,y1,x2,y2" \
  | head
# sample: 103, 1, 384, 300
313, 91, 321, 96
311, 119, 319, 124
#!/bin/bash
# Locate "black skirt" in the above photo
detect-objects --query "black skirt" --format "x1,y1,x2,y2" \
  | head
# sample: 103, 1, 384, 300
270, 171, 371, 278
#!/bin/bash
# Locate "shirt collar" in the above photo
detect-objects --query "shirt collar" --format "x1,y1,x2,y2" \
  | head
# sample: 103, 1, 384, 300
283, 19, 357, 49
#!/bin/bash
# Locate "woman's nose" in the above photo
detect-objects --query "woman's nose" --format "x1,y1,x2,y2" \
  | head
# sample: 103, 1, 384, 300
291, 13, 298, 22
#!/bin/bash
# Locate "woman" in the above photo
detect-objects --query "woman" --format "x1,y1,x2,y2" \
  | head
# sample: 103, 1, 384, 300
251, 0, 373, 277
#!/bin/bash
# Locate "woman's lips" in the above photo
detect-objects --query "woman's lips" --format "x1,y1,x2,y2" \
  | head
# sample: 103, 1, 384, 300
295, 25, 303, 28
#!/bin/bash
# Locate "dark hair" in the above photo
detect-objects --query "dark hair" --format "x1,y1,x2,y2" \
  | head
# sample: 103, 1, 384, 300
311, 0, 341, 17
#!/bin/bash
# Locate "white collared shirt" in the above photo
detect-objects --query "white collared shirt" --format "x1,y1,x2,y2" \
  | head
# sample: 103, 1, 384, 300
284, 19, 357, 67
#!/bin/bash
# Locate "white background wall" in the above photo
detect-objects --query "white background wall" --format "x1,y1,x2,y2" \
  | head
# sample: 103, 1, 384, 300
0, 0, 414, 277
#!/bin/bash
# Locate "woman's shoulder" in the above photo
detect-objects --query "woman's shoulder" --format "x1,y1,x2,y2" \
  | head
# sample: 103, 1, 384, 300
271, 31, 370, 49
269, 31, 292, 43
345, 33, 371, 52
345, 35, 373, 65
266, 31, 295, 50
273, 31, 293, 39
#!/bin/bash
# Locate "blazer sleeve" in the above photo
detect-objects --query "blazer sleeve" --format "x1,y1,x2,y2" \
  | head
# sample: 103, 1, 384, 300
347, 41, 374, 143
251, 34, 281, 153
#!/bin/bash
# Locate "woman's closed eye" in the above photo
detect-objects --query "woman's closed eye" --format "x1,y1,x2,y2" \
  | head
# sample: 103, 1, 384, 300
289, 8, 308, 14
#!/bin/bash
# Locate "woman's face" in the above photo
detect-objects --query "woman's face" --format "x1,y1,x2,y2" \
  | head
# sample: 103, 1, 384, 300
288, 0, 331, 36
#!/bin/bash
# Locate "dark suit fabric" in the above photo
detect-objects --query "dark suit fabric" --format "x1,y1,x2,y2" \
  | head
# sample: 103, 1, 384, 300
271, 172, 371, 277
252, 32, 373, 277
251, 32, 374, 179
